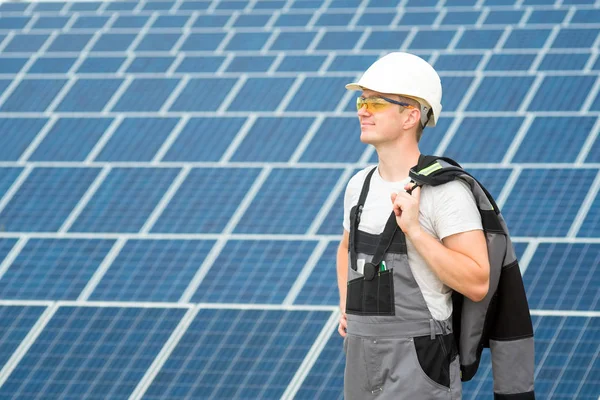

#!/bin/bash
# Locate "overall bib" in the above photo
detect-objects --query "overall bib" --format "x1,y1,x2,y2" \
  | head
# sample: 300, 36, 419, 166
344, 167, 462, 400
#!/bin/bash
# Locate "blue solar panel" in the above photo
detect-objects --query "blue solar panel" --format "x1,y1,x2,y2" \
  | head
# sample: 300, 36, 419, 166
254, 0, 286, 9
193, 14, 232, 27
294, 241, 339, 305
175, 56, 225, 73
95, 118, 178, 162
571, 9, 600, 23
112, 78, 179, 112
434, 54, 483, 71
328, 55, 379, 72
485, 53, 536, 71
397, 11, 438, 25
578, 190, 600, 237
467, 168, 513, 200
234, 168, 344, 234
226, 32, 271, 51
69, 1, 102, 11
57, 79, 124, 112
0, 167, 100, 232
440, 76, 474, 111
69, 168, 180, 233
410, 29, 456, 49
0, 168, 22, 201
29, 118, 113, 162
484, 10, 524, 24
361, 30, 409, 50
135, 33, 181, 51
456, 29, 504, 49
552, 28, 599, 49
513, 117, 596, 163
445, 117, 524, 162
0, 306, 46, 370
179, 0, 211, 10
0, 2, 28, 12
502, 168, 598, 237
504, 28, 551, 49
538, 53, 590, 71
112, 15, 149, 28
0, 306, 186, 400
299, 117, 367, 163
0, 57, 27, 73
34, 2, 66, 12
295, 327, 344, 400
441, 11, 480, 25
316, 31, 363, 50
228, 78, 295, 111
152, 167, 262, 233
170, 78, 236, 111
527, 10, 567, 24
315, 12, 354, 27
152, 15, 190, 28
287, 77, 353, 111
0, 118, 48, 161
192, 240, 317, 303
127, 56, 176, 73
1, 79, 67, 112
180, 33, 226, 51
274, 12, 313, 27
467, 77, 535, 111
0, 16, 30, 29
162, 117, 247, 162
32, 16, 70, 29
3, 34, 49, 52
528, 75, 597, 111
290, 0, 321, 8
0, 239, 114, 300
277, 55, 326, 72
271, 31, 317, 50
90, 239, 215, 302
217, 0, 247, 9
231, 117, 314, 162
77, 57, 126, 73
47, 33, 94, 52
28, 57, 76, 74
144, 309, 330, 399
234, 13, 271, 27
523, 243, 599, 311
358, 12, 395, 26
72, 16, 110, 29
143, 1, 174, 11
226, 55, 276, 72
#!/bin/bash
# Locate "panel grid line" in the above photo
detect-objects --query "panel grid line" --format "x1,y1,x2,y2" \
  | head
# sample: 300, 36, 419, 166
501, 113, 535, 165
17, 116, 58, 163
283, 239, 331, 305
0, 237, 29, 283
0, 304, 58, 389
58, 166, 112, 234
76, 237, 128, 301
281, 310, 339, 400
152, 115, 190, 163
128, 305, 198, 400
140, 166, 190, 234
567, 170, 600, 238
85, 115, 125, 162
219, 114, 257, 163
576, 117, 600, 164
0, 166, 34, 216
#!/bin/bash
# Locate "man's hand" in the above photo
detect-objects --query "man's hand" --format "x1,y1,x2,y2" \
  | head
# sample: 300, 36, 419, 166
338, 311, 347, 337
390, 184, 422, 238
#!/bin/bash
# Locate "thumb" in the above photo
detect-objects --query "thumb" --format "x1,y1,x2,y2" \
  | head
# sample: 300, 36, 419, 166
411, 185, 421, 201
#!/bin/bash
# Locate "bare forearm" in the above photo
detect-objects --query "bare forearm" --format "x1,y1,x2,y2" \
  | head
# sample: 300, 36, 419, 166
408, 228, 489, 302
337, 243, 348, 311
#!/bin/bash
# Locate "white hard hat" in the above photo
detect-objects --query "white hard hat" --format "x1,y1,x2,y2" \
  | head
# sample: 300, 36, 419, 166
345, 52, 442, 127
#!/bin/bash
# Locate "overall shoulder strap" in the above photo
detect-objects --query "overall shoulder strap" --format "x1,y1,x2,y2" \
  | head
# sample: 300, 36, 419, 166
349, 167, 377, 271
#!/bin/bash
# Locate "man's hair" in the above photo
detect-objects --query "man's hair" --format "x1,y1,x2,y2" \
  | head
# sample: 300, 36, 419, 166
396, 95, 424, 142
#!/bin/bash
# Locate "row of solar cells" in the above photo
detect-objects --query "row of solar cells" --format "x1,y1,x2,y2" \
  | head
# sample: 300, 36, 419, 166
1, 75, 599, 112
0, 236, 596, 310
0, 165, 598, 236
2, 116, 600, 163
2, 52, 600, 75
0, 306, 595, 399
1, 27, 599, 53
1, 0, 599, 13
2, 8, 600, 30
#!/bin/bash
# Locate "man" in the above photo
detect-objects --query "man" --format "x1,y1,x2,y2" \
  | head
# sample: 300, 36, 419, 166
337, 52, 490, 399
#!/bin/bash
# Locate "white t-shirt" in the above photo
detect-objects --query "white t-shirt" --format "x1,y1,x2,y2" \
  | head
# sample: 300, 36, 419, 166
343, 166, 483, 320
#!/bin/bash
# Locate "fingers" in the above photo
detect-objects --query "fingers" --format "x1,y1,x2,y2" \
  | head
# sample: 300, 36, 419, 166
338, 313, 347, 337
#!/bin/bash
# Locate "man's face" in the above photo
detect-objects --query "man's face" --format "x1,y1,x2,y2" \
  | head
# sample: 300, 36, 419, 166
357, 89, 411, 146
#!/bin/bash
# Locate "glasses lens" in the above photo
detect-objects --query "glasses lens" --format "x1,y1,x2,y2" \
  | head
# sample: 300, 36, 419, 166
357, 97, 392, 113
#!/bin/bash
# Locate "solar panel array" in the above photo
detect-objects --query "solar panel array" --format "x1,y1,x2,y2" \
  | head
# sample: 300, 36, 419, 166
0, 0, 598, 399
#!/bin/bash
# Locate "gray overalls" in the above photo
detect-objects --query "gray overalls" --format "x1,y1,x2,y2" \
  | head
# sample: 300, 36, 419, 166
344, 167, 462, 400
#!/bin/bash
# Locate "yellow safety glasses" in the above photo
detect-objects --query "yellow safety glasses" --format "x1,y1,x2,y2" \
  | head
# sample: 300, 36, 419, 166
356, 96, 417, 113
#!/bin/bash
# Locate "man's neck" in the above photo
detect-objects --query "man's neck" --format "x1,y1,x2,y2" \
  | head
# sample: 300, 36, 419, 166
375, 141, 420, 183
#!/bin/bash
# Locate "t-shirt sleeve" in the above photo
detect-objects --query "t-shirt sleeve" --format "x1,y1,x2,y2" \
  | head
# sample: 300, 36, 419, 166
342, 170, 366, 232
431, 180, 483, 240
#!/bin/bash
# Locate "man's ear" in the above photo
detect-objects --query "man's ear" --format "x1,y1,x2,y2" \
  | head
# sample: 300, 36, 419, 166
403, 108, 421, 131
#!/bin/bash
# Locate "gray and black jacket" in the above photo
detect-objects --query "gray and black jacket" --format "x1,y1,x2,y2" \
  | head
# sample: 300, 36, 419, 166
409, 155, 536, 400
